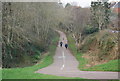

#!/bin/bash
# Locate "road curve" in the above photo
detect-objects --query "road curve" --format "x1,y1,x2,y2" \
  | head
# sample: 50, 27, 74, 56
36, 30, 119, 79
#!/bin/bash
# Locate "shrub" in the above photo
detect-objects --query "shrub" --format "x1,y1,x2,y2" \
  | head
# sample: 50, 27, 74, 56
83, 27, 99, 35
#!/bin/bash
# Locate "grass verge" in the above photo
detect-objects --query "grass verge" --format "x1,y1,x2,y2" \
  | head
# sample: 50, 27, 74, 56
0, 69, 2, 80
85, 59, 120, 71
67, 34, 119, 72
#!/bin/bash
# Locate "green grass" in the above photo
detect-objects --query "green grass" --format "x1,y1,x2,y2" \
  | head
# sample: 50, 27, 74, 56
0, 69, 2, 80
85, 59, 120, 71
108, 80, 120, 81
67, 35, 119, 72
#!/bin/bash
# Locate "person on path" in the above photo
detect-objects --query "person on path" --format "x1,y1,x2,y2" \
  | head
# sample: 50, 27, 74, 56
65, 44, 68, 49
60, 41, 63, 47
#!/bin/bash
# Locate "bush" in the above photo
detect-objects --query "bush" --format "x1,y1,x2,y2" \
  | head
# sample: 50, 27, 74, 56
83, 27, 99, 35
80, 36, 97, 53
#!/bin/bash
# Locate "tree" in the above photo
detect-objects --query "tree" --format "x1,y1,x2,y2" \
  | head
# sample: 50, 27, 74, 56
90, 1, 111, 30
2, 2, 61, 68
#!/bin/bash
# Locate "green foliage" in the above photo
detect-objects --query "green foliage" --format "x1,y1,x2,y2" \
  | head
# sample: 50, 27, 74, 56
65, 3, 71, 8
79, 31, 117, 61
83, 26, 99, 35
33, 51, 41, 61
58, 22, 64, 29
80, 36, 97, 53
98, 33, 116, 61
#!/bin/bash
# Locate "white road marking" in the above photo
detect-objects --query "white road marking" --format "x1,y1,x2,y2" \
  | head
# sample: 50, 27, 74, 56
61, 64, 64, 70
61, 51, 65, 70
58, 56, 62, 58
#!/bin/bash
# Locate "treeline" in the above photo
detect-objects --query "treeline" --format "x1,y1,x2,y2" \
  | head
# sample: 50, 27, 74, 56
2, 2, 60, 68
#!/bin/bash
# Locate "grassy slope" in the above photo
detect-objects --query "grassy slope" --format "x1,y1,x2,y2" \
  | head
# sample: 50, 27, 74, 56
86, 59, 120, 71
67, 35, 119, 72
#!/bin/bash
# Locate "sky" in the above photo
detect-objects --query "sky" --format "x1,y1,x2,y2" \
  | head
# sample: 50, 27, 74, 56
60, 0, 120, 7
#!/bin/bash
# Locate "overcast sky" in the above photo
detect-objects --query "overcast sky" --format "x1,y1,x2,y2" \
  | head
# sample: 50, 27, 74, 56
60, 0, 120, 7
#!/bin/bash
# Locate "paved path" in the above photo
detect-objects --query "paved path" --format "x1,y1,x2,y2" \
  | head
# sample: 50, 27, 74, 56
36, 30, 119, 79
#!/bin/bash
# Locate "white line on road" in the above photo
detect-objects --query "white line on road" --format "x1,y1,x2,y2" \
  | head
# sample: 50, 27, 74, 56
61, 64, 64, 70
61, 51, 65, 70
